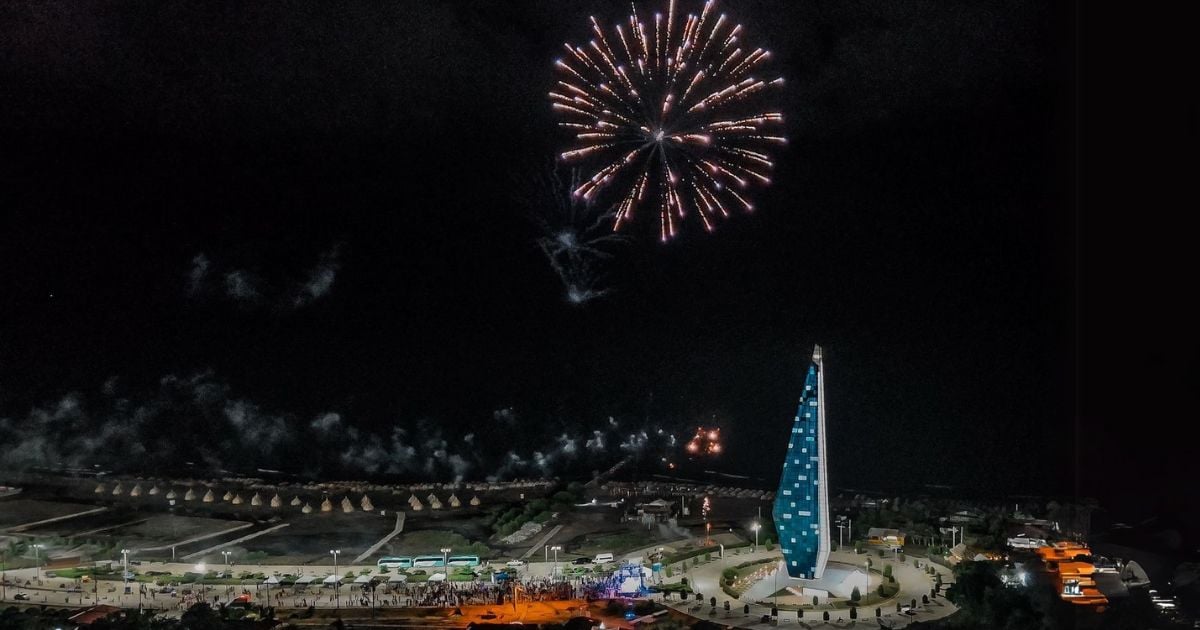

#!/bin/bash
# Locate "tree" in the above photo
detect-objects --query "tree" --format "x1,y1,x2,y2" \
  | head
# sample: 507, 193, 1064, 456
723, 600, 730, 611
883, 564, 893, 578
854, 541, 864, 554
710, 596, 717, 609
898, 552, 906, 563
797, 609, 803, 619
896, 602, 902, 613
875, 607, 881, 618
823, 611, 830, 621
705, 552, 712, 562
922, 594, 929, 605
849, 607, 857, 620
850, 586, 861, 603
695, 593, 703, 602
877, 549, 885, 558
743, 604, 750, 615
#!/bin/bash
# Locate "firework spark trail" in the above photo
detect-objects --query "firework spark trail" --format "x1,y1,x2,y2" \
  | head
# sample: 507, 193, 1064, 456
520, 165, 628, 305
553, 1, 786, 242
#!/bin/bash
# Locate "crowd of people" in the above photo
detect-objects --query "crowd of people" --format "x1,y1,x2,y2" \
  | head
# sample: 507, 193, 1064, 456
242, 568, 647, 610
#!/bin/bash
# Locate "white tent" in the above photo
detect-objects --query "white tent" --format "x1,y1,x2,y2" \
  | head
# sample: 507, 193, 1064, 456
353, 574, 373, 584
294, 576, 316, 585
428, 572, 446, 582
388, 574, 408, 583
263, 575, 280, 585
322, 574, 341, 585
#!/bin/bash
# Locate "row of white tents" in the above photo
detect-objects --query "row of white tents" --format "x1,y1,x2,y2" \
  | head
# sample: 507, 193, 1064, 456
93, 482, 482, 513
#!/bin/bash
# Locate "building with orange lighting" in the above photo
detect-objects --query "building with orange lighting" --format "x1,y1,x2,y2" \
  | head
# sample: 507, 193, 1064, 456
1037, 542, 1109, 610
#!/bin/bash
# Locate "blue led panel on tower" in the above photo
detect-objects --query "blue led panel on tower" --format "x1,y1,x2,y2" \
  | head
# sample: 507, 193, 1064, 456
773, 345, 831, 579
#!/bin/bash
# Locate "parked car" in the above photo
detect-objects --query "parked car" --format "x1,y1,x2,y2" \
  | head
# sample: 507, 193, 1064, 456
14, 593, 30, 601
45, 572, 57, 578
505, 560, 526, 568
572, 557, 592, 565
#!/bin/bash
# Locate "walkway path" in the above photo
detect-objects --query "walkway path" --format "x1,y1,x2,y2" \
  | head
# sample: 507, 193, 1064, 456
138, 522, 254, 553
354, 513, 405, 563
519, 524, 564, 560
75, 518, 150, 537
181, 523, 289, 560
4, 507, 108, 533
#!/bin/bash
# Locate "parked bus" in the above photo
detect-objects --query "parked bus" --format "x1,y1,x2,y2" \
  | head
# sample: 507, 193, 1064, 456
377, 557, 413, 569
412, 555, 445, 568
447, 555, 481, 567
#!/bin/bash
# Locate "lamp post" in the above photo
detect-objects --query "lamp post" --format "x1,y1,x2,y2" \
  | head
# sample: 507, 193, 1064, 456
752, 523, 761, 550
837, 522, 846, 549
440, 547, 452, 572
329, 549, 341, 609
221, 550, 232, 568
550, 546, 561, 578
32, 544, 45, 582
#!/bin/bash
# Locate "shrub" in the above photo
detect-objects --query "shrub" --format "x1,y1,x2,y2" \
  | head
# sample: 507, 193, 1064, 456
883, 565, 893, 578
823, 611, 830, 621
704, 552, 712, 562
854, 541, 864, 554
850, 586, 861, 602
877, 549, 885, 558
797, 609, 803, 619
721, 568, 737, 582
812, 595, 818, 607
876, 607, 882, 617
898, 552, 906, 563
765, 542, 774, 551
849, 607, 857, 619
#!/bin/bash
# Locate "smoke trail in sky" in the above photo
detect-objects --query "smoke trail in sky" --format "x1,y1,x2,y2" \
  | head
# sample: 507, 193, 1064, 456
0, 373, 684, 483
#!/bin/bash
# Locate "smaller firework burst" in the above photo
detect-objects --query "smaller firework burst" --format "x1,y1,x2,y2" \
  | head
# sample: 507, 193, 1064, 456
685, 426, 722, 456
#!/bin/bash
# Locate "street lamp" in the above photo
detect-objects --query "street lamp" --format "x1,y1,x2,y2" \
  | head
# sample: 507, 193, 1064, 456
221, 550, 232, 568
752, 523, 761, 550
329, 549, 341, 609
32, 544, 46, 581
550, 546, 562, 578
440, 547, 452, 572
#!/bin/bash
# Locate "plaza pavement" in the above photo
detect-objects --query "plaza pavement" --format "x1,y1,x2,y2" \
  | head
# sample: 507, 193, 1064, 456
636, 546, 958, 628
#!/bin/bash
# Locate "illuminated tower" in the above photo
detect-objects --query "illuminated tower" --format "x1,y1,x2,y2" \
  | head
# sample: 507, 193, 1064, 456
773, 345, 831, 579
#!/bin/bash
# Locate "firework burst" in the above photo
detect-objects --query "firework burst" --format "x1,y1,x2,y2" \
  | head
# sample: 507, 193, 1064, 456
552, 0, 787, 241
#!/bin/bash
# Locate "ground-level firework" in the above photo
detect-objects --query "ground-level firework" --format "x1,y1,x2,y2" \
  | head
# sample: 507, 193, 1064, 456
552, 0, 787, 241
685, 426, 722, 456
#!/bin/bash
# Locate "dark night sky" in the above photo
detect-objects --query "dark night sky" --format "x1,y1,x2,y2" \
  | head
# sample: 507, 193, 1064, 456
3, 1, 1185, 523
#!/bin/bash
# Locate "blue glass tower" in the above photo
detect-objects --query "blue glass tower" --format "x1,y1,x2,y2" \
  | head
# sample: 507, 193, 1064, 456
773, 345, 831, 579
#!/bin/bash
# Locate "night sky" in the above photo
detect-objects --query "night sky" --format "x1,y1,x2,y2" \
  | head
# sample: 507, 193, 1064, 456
1, 1, 1137, 515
